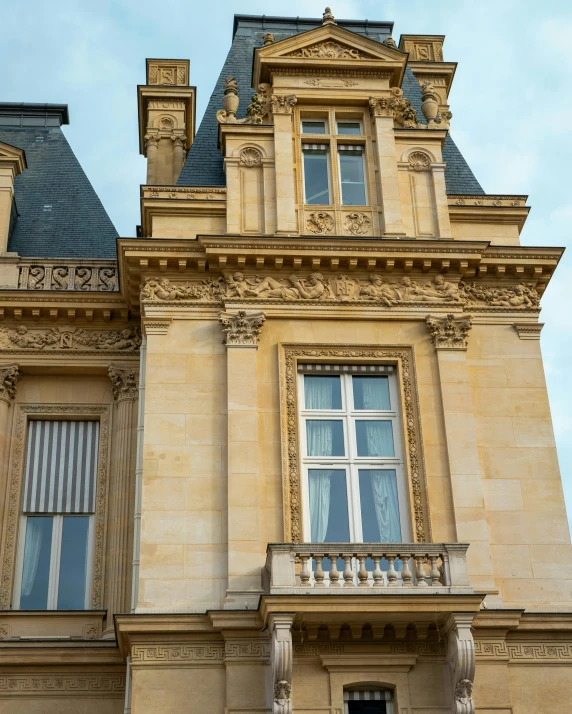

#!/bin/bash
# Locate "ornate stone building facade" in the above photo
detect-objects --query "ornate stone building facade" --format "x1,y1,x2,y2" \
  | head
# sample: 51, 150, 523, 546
0, 8, 570, 714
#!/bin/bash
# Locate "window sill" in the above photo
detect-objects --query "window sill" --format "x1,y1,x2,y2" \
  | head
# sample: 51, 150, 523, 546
0, 609, 106, 641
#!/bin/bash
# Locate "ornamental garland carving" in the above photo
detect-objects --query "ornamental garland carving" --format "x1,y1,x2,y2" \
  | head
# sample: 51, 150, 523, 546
306, 212, 334, 235
141, 274, 540, 311
343, 212, 371, 235
285, 41, 375, 60
0, 326, 141, 352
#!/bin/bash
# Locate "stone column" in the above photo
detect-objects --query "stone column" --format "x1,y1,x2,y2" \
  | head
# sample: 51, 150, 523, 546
172, 136, 186, 183
219, 310, 265, 609
270, 614, 294, 714
271, 95, 297, 235
104, 365, 138, 636
0, 365, 20, 521
144, 135, 159, 185
445, 613, 476, 714
426, 314, 497, 595
369, 97, 406, 236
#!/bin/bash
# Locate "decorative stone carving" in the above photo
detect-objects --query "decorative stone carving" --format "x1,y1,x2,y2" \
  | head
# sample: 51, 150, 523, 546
0, 675, 125, 694
514, 322, 543, 340
270, 94, 297, 114
271, 616, 294, 714
459, 281, 539, 309
239, 147, 263, 167
18, 264, 118, 291
131, 644, 224, 663
286, 41, 373, 60
0, 365, 20, 403
144, 134, 160, 150
0, 326, 141, 352
217, 79, 274, 124
426, 314, 472, 349
447, 615, 475, 714
108, 366, 138, 401
408, 151, 431, 171
322, 6, 335, 25
369, 88, 418, 127
343, 212, 371, 235
421, 81, 440, 126
263, 32, 275, 45
218, 76, 240, 123
384, 37, 397, 49
219, 310, 266, 346
306, 212, 334, 235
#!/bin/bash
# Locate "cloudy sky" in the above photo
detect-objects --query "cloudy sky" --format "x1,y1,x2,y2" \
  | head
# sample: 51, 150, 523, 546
3, 0, 572, 530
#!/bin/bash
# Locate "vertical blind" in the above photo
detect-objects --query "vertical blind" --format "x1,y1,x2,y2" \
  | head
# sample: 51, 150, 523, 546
23, 420, 99, 514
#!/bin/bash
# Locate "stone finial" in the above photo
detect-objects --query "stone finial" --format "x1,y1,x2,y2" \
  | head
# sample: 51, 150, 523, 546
322, 7, 336, 24
421, 81, 441, 127
219, 310, 266, 347
108, 365, 138, 402
263, 32, 275, 45
384, 37, 397, 49
426, 314, 472, 349
0, 364, 20, 405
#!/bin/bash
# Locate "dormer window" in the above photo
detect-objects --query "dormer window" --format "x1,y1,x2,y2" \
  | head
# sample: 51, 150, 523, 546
337, 120, 362, 135
302, 120, 327, 134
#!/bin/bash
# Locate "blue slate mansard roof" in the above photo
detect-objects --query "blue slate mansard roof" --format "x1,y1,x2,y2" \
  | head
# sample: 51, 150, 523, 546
0, 104, 118, 259
178, 14, 484, 195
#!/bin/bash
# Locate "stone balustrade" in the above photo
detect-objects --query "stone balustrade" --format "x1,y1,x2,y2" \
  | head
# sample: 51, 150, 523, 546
263, 542, 472, 594
16, 261, 119, 292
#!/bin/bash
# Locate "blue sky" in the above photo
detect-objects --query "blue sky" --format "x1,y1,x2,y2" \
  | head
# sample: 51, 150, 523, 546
3, 0, 572, 531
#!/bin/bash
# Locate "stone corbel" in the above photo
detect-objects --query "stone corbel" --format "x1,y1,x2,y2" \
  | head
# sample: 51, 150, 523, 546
270, 614, 294, 714
0, 364, 20, 405
426, 314, 472, 349
445, 614, 475, 714
108, 365, 138, 402
219, 310, 265, 347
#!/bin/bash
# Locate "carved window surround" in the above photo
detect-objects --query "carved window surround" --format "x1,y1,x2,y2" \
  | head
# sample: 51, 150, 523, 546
278, 343, 431, 544
0, 404, 111, 610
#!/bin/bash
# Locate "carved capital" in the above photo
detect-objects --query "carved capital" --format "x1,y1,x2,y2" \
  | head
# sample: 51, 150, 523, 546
0, 364, 20, 405
271, 94, 297, 115
369, 88, 418, 127
270, 614, 294, 714
426, 314, 472, 349
108, 365, 138, 402
171, 135, 186, 149
446, 614, 475, 714
144, 134, 160, 150
219, 310, 265, 347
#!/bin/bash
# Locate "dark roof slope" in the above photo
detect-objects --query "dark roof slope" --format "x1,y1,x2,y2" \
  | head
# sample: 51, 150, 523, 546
0, 104, 118, 259
179, 14, 484, 194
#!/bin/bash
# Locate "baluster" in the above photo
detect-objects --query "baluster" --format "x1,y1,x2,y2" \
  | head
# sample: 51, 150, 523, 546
415, 556, 428, 587
357, 555, 369, 587
343, 555, 354, 587
329, 554, 341, 587
401, 554, 413, 587
300, 556, 311, 585
429, 555, 441, 586
387, 556, 397, 586
441, 553, 451, 586
372, 557, 384, 587
315, 555, 325, 585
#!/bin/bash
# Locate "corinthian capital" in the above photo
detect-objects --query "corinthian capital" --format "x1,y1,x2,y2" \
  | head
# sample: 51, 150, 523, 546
270, 94, 297, 114
426, 313, 472, 349
219, 310, 265, 347
0, 364, 20, 404
108, 365, 138, 402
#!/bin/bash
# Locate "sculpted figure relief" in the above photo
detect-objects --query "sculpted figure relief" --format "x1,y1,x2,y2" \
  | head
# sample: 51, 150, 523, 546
0, 325, 141, 352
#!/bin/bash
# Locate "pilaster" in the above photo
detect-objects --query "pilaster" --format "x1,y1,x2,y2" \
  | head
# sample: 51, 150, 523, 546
426, 314, 497, 596
272, 95, 297, 235
0, 365, 20, 523
220, 310, 266, 608
270, 613, 294, 714
445, 613, 476, 714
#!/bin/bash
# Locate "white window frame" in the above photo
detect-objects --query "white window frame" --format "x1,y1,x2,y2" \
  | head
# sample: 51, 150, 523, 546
336, 119, 363, 135
302, 145, 332, 206
12, 513, 95, 610
299, 370, 410, 544
337, 147, 368, 206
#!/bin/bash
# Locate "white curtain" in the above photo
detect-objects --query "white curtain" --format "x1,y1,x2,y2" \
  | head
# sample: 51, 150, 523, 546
309, 470, 332, 542
360, 377, 389, 410
307, 421, 335, 456
305, 376, 338, 410
362, 421, 394, 457
21, 519, 44, 597
371, 470, 401, 542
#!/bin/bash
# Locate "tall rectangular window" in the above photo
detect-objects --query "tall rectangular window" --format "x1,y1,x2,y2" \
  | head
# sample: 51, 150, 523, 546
14, 420, 98, 610
338, 147, 366, 205
303, 146, 331, 205
299, 366, 408, 546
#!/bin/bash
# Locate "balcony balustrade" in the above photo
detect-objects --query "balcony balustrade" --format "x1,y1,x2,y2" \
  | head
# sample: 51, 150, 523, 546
263, 542, 472, 595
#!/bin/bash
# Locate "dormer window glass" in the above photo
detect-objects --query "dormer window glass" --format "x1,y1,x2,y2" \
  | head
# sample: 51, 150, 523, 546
302, 146, 331, 205
302, 120, 327, 134
337, 121, 362, 135
338, 147, 366, 206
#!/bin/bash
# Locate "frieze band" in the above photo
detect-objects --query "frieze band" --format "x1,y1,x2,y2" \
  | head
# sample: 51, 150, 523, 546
0, 326, 141, 352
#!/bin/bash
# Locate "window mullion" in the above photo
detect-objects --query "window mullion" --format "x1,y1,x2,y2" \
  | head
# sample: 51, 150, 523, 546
47, 515, 61, 610
331, 137, 342, 206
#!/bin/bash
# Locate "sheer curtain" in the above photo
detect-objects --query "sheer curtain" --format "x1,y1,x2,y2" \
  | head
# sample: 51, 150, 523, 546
307, 421, 334, 456
371, 470, 401, 542
21, 519, 44, 597
361, 421, 394, 457
309, 470, 332, 542
305, 376, 338, 409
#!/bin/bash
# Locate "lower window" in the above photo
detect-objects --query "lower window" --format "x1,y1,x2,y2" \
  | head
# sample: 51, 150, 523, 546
15, 514, 93, 610
345, 690, 394, 714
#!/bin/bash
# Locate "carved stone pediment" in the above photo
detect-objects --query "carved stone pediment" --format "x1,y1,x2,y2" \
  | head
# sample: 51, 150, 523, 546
253, 24, 407, 86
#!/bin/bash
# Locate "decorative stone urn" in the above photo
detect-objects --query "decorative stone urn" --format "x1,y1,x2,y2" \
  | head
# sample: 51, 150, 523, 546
222, 76, 239, 122
421, 81, 440, 126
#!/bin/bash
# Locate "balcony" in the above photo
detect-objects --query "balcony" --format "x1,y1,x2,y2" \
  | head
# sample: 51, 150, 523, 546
263, 542, 472, 595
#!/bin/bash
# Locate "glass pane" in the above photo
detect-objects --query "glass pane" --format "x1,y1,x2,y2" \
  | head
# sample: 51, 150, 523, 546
355, 420, 394, 457
339, 152, 366, 205
304, 375, 342, 410
308, 470, 350, 542
337, 121, 362, 135
359, 470, 401, 542
20, 516, 53, 610
57, 516, 89, 609
353, 376, 390, 410
302, 121, 327, 134
303, 151, 330, 204
306, 420, 344, 456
